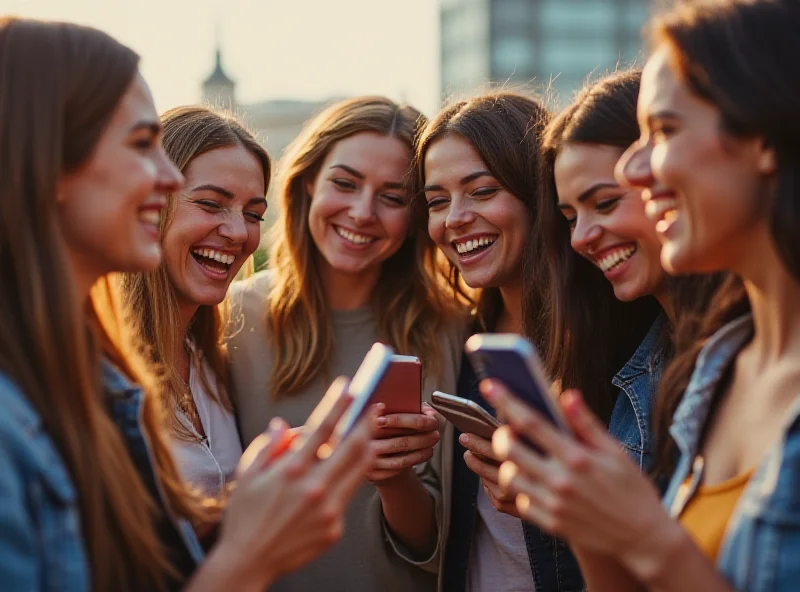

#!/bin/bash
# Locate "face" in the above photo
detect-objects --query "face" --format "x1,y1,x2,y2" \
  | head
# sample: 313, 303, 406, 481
617, 46, 775, 276
307, 131, 412, 282
555, 143, 666, 302
424, 135, 529, 290
162, 145, 267, 311
58, 73, 182, 283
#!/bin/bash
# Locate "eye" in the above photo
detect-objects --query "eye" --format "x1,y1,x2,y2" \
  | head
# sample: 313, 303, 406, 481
245, 211, 265, 222
426, 196, 449, 211
651, 122, 677, 142
196, 200, 222, 211
596, 197, 621, 212
332, 178, 356, 190
380, 193, 408, 207
132, 136, 157, 151
471, 187, 500, 198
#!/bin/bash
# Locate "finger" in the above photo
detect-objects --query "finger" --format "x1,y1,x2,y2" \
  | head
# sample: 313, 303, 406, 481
421, 402, 437, 417
483, 478, 515, 504
516, 491, 558, 534
464, 451, 500, 484
236, 418, 289, 481
376, 413, 439, 432
561, 390, 620, 454
459, 433, 497, 460
371, 448, 434, 472
482, 379, 578, 463
296, 377, 353, 464
326, 407, 378, 499
372, 431, 440, 456
493, 429, 550, 483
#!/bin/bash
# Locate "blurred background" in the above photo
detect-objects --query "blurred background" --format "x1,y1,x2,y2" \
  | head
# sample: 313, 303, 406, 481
3, 0, 654, 268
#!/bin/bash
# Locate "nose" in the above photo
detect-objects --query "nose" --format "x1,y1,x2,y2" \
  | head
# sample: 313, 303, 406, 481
349, 191, 377, 226
615, 140, 654, 190
155, 147, 184, 193
445, 196, 475, 230
570, 214, 603, 254
218, 210, 249, 244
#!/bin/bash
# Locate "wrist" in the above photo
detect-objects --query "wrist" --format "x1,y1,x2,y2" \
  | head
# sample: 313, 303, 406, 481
199, 541, 276, 592
622, 516, 690, 587
375, 467, 416, 494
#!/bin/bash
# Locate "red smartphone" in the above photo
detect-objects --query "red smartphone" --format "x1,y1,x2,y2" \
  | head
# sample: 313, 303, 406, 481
371, 355, 422, 438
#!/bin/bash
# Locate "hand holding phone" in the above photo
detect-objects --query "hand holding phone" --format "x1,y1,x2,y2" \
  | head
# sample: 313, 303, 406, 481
372, 355, 423, 438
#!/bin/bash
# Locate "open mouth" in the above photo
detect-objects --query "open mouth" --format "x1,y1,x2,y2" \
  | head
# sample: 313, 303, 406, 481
453, 235, 498, 257
191, 248, 235, 276
644, 193, 680, 234
595, 245, 637, 273
334, 225, 377, 246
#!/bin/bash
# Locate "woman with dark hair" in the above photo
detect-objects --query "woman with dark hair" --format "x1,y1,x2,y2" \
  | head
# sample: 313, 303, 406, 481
0, 17, 375, 591
537, 69, 723, 472
413, 91, 574, 591
487, 0, 800, 590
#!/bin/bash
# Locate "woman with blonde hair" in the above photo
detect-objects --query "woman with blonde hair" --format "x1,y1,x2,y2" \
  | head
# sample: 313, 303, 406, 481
121, 106, 270, 497
229, 96, 466, 591
0, 17, 375, 591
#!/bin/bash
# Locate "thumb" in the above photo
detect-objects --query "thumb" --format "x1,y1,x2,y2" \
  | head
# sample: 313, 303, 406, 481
236, 417, 291, 483
561, 390, 618, 453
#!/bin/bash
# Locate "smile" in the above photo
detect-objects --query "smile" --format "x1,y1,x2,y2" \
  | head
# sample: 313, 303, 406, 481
453, 235, 497, 256
191, 247, 236, 276
334, 225, 377, 245
595, 245, 637, 273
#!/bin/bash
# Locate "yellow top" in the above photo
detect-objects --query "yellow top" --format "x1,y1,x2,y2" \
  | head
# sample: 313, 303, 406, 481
678, 468, 754, 561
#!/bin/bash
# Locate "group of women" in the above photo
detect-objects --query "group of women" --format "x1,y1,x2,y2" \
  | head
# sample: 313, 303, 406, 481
1, 0, 799, 591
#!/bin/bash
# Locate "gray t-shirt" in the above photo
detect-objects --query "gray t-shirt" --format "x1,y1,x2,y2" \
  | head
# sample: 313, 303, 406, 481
467, 484, 536, 592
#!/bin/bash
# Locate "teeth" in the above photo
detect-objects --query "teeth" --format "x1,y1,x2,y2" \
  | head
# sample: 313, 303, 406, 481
455, 236, 496, 254
597, 246, 636, 272
191, 248, 235, 265
139, 210, 160, 226
335, 226, 375, 245
645, 197, 679, 224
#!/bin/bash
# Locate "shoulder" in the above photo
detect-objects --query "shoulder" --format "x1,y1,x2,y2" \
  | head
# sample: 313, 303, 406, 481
0, 372, 42, 438
229, 269, 273, 309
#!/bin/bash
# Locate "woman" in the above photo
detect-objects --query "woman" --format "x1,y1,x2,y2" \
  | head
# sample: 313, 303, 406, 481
0, 18, 375, 591
537, 69, 723, 473
121, 106, 269, 497
489, 0, 800, 590
228, 96, 465, 591
416, 91, 562, 591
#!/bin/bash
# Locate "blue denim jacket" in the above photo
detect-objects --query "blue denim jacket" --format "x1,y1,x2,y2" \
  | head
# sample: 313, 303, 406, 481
0, 362, 204, 591
443, 316, 666, 591
662, 314, 800, 591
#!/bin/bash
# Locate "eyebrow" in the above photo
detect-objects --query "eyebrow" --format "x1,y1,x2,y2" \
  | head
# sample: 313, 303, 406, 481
191, 184, 267, 206
423, 170, 493, 193
331, 164, 406, 191
646, 110, 681, 126
130, 121, 161, 135
557, 182, 620, 210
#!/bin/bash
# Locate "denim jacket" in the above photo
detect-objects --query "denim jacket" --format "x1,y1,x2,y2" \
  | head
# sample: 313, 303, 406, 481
443, 316, 666, 591
663, 314, 800, 591
0, 361, 204, 591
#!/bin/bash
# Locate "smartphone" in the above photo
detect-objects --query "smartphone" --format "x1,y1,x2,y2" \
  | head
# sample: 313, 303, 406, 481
372, 355, 422, 438
464, 334, 569, 434
430, 390, 500, 441
304, 342, 395, 446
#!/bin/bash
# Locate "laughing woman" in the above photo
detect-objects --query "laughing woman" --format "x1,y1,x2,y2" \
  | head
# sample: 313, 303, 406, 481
227, 96, 465, 591
489, 1, 800, 590
121, 106, 270, 496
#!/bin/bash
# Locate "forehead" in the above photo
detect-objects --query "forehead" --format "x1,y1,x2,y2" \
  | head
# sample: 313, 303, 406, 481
322, 131, 411, 179
184, 145, 266, 195
109, 73, 158, 131
424, 134, 488, 181
640, 46, 684, 116
554, 143, 623, 203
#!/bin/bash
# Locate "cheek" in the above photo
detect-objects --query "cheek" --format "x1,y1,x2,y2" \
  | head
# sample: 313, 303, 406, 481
244, 225, 262, 255
427, 212, 446, 246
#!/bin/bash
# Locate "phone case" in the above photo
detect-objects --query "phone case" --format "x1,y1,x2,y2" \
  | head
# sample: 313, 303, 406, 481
372, 355, 423, 438
430, 391, 500, 441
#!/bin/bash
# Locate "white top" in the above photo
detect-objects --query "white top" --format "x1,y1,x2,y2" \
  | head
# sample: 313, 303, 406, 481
467, 484, 536, 592
170, 346, 243, 497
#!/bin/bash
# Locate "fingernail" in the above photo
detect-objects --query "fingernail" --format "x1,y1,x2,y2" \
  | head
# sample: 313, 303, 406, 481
266, 417, 285, 433
492, 427, 511, 459
479, 380, 496, 402
459, 434, 469, 445
377, 417, 387, 426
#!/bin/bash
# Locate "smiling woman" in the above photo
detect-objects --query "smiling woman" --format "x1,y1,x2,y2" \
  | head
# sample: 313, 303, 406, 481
120, 106, 270, 497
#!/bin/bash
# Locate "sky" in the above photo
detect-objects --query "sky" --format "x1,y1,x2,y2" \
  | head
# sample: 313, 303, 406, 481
2, 0, 441, 115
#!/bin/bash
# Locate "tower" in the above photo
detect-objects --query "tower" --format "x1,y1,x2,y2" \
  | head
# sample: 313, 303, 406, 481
202, 47, 236, 109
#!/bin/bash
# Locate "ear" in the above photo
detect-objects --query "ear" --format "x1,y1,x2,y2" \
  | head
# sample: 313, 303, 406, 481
755, 138, 777, 176
305, 178, 314, 199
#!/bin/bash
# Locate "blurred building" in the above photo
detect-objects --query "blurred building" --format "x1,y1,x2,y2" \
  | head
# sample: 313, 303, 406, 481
440, 0, 652, 104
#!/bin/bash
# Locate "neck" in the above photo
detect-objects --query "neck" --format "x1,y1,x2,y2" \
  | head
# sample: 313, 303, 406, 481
68, 251, 102, 304
496, 281, 523, 334
653, 285, 675, 326
177, 300, 200, 344
320, 261, 379, 311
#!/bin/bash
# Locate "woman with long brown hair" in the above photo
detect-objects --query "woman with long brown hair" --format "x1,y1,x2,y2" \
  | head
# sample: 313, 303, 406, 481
121, 106, 270, 497
0, 17, 375, 591
228, 96, 466, 591
488, 0, 800, 590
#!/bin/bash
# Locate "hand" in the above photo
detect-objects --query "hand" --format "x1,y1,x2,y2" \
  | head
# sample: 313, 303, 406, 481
460, 431, 520, 517
215, 377, 377, 587
367, 403, 440, 483
484, 380, 674, 566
